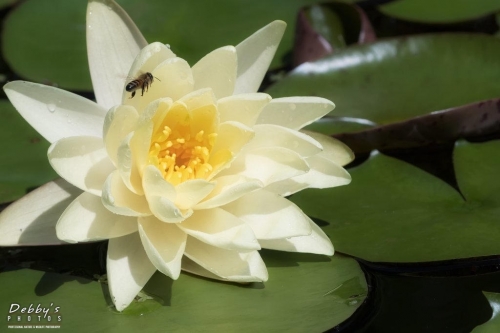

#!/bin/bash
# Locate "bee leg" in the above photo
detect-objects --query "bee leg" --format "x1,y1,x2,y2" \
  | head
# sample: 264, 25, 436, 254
129, 91, 136, 99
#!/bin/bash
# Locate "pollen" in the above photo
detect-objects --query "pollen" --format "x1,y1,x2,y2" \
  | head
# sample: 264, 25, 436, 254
148, 103, 225, 186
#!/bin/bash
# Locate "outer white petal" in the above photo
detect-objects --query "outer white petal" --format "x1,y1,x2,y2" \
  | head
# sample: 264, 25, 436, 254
3, 81, 106, 143
138, 216, 186, 279
223, 189, 312, 240
103, 105, 139, 165
302, 130, 354, 166
56, 192, 138, 243
195, 175, 262, 210
217, 93, 271, 127
102, 170, 151, 216
217, 147, 309, 186
293, 155, 351, 188
48, 136, 115, 196
175, 180, 215, 210
260, 220, 334, 256
142, 165, 191, 222
87, 0, 147, 109
244, 124, 322, 157
107, 232, 157, 311
234, 20, 286, 94
181, 256, 227, 281
0, 179, 80, 246
192, 46, 237, 99
178, 208, 260, 251
257, 97, 334, 130
184, 237, 268, 282
265, 156, 351, 196
125, 57, 194, 113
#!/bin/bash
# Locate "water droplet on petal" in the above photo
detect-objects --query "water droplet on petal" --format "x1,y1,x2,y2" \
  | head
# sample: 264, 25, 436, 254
289, 103, 296, 110
47, 104, 56, 112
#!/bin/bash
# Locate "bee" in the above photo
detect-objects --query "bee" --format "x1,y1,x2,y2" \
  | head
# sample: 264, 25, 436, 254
126, 72, 160, 98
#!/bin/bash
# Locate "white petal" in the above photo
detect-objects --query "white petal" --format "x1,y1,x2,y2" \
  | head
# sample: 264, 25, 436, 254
179, 208, 260, 251
217, 147, 309, 186
223, 189, 312, 240
192, 46, 237, 99
48, 136, 115, 196
102, 170, 151, 216
195, 175, 262, 209
125, 42, 176, 87
265, 156, 351, 196
208, 121, 254, 176
0, 179, 80, 246
293, 155, 351, 188
234, 21, 286, 94
103, 105, 139, 165
260, 220, 334, 255
175, 180, 215, 210
56, 192, 137, 243
257, 97, 334, 130
245, 124, 322, 157
124, 57, 194, 113
107, 233, 156, 311
217, 93, 271, 127
181, 256, 227, 281
142, 165, 191, 222
178, 88, 217, 111
3, 81, 106, 143
302, 130, 354, 166
138, 216, 186, 279
184, 237, 268, 282
87, 0, 147, 109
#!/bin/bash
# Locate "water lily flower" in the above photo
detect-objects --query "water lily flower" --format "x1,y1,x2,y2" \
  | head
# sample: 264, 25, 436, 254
0, 0, 353, 311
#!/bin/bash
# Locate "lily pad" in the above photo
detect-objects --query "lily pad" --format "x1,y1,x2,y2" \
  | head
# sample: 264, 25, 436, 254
0, 251, 367, 332
2, 0, 321, 91
267, 34, 500, 131
333, 98, 500, 154
471, 291, 500, 333
379, 0, 500, 24
291, 140, 500, 262
293, 2, 375, 66
0, 101, 56, 203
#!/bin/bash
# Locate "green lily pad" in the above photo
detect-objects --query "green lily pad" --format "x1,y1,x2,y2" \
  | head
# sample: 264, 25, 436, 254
471, 291, 500, 333
267, 34, 500, 131
379, 0, 500, 24
2, 0, 321, 91
291, 140, 500, 262
0, 251, 367, 332
0, 0, 17, 9
0, 101, 56, 203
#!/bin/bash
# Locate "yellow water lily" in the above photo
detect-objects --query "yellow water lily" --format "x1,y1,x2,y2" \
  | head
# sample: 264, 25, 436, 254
0, 0, 352, 311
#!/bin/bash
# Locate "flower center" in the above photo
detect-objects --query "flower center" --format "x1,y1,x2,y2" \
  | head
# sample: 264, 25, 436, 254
148, 103, 218, 185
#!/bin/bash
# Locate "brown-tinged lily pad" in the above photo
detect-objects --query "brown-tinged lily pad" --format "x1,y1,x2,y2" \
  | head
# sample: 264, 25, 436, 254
293, 1, 375, 66
291, 140, 500, 262
334, 98, 500, 154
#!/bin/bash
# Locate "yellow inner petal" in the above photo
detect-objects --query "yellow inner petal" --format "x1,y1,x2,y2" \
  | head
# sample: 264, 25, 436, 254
148, 102, 227, 186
